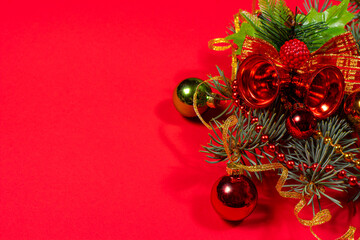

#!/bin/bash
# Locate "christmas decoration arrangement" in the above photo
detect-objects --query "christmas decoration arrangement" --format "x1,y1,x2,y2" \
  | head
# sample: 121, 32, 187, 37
173, 0, 360, 238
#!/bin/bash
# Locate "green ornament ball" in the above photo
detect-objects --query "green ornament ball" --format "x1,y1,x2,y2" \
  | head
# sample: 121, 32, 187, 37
173, 78, 211, 117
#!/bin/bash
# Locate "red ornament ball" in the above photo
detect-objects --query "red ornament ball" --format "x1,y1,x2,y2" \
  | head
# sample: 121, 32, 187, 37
280, 39, 310, 69
286, 108, 317, 139
211, 175, 258, 221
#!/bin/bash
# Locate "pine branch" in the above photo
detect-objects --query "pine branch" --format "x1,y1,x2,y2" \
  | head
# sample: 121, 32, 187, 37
347, 21, 360, 48
202, 98, 290, 179
281, 116, 359, 209
301, 0, 332, 14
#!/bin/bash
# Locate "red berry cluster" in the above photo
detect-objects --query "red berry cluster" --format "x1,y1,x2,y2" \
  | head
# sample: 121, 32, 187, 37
232, 79, 241, 106
279, 39, 310, 69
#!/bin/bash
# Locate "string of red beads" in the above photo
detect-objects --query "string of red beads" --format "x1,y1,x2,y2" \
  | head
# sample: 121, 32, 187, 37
266, 141, 359, 187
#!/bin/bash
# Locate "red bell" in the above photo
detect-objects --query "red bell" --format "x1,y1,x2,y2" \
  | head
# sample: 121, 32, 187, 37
304, 66, 344, 119
236, 55, 284, 108
235, 55, 345, 119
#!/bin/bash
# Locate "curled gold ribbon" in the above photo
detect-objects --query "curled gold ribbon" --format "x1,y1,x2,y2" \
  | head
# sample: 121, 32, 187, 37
208, 38, 232, 51
193, 76, 224, 130
208, 15, 241, 82
208, 37, 239, 82
336, 226, 357, 240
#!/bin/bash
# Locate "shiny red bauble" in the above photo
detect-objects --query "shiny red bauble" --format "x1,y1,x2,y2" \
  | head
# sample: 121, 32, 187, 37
211, 175, 258, 221
280, 39, 310, 69
286, 108, 317, 139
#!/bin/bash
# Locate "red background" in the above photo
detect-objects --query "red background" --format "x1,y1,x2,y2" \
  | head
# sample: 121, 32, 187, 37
0, 0, 359, 239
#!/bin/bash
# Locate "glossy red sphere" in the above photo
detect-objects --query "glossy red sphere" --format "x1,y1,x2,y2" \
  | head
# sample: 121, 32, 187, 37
277, 153, 285, 162
286, 160, 295, 169
255, 125, 263, 133
311, 163, 320, 172
349, 176, 358, 187
299, 163, 308, 171
325, 165, 334, 173
261, 135, 269, 143
337, 170, 347, 179
211, 175, 258, 221
268, 144, 276, 153
251, 117, 259, 124
286, 108, 317, 139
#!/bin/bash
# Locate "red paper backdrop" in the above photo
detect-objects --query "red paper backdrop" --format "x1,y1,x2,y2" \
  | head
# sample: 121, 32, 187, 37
0, 0, 359, 239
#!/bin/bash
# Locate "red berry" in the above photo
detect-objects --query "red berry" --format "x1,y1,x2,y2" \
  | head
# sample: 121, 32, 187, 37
255, 125, 263, 133
277, 153, 285, 162
325, 165, 334, 173
286, 160, 295, 169
234, 99, 241, 106
232, 92, 240, 99
268, 144, 276, 153
261, 135, 269, 143
311, 163, 320, 172
337, 170, 347, 179
280, 39, 310, 69
349, 176, 358, 187
299, 163, 308, 171
251, 117, 259, 124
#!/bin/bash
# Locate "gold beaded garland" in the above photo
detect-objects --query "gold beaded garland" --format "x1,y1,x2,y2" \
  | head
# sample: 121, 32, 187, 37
355, 159, 360, 167
312, 131, 359, 170
344, 153, 354, 162
333, 144, 343, 153
324, 137, 332, 144
313, 130, 323, 140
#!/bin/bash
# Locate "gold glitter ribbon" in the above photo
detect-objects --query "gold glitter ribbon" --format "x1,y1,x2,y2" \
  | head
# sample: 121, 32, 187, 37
193, 76, 224, 130
208, 14, 241, 82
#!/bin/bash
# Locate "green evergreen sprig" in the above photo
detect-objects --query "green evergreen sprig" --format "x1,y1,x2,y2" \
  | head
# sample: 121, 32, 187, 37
282, 116, 359, 209
301, 0, 332, 13
202, 99, 290, 180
